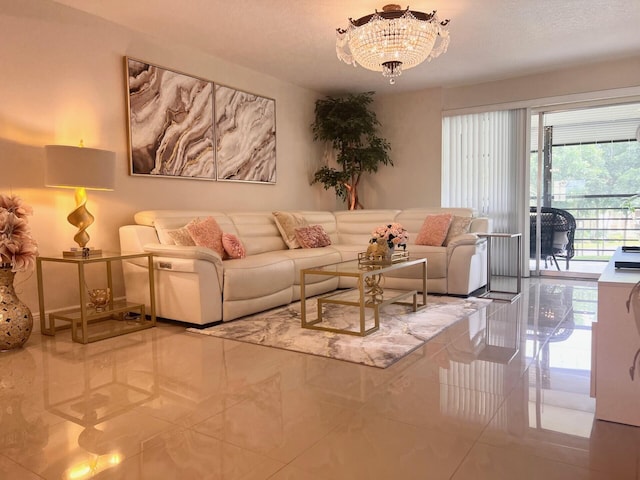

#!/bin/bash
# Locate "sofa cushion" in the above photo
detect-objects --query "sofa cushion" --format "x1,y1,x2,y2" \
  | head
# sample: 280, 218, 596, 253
223, 253, 294, 301
273, 211, 308, 249
277, 247, 342, 299
444, 216, 473, 246
334, 209, 401, 246
278, 247, 342, 284
295, 225, 332, 248
299, 211, 338, 244
386, 245, 448, 279
416, 214, 453, 247
228, 212, 287, 255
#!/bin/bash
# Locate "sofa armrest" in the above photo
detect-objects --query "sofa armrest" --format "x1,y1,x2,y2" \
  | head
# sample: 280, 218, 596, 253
446, 233, 487, 272
470, 217, 492, 233
444, 232, 488, 295
141, 243, 224, 287
446, 233, 484, 250
142, 243, 223, 264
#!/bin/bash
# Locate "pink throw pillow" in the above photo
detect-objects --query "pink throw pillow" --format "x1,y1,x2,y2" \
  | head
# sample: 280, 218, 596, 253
222, 233, 246, 259
186, 217, 225, 257
294, 225, 332, 248
415, 214, 453, 247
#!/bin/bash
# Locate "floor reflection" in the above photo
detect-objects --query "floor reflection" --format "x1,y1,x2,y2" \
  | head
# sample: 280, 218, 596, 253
42, 333, 160, 479
2, 278, 639, 480
0, 349, 49, 467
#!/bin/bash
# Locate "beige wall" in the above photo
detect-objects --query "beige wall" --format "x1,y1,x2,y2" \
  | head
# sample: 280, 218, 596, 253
0, 0, 331, 316
370, 55, 640, 211
368, 88, 444, 209
442, 55, 640, 111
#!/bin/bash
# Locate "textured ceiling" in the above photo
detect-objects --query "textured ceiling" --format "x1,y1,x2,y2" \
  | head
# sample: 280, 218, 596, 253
52, 0, 640, 94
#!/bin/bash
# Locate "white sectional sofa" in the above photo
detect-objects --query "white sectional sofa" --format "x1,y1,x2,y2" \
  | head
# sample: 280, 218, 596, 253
119, 208, 490, 326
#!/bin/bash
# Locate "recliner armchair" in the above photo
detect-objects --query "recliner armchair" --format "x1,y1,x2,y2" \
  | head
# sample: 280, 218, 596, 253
529, 206, 576, 270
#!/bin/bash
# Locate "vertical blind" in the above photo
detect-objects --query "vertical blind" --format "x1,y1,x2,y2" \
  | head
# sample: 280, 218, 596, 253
442, 109, 526, 275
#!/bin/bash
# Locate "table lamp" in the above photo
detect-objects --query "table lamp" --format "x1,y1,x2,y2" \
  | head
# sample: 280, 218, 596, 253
45, 142, 115, 258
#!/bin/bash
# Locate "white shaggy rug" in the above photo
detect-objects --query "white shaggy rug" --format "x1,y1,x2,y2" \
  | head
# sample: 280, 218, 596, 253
187, 295, 491, 368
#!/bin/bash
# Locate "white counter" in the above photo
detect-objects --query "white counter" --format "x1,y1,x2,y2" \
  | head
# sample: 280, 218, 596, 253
594, 247, 640, 426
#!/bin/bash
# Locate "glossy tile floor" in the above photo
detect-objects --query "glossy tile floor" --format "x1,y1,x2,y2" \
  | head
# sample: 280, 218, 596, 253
2, 278, 640, 479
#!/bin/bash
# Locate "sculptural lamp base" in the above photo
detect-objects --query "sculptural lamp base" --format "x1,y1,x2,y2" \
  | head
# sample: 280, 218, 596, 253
67, 187, 94, 249
63, 188, 102, 258
62, 188, 102, 258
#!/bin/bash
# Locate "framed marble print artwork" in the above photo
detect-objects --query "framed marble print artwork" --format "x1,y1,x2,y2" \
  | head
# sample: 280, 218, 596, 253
215, 85, 276, 183
126, 58, 215, 180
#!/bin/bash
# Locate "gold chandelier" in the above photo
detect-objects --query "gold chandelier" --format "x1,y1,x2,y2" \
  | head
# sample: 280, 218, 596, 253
336, 4, 450, 84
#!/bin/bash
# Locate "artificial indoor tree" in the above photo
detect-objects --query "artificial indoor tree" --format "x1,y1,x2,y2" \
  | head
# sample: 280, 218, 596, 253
311, 91, 392, 210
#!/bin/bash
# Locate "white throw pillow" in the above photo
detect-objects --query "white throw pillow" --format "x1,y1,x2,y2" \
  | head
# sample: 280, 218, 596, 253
272, 211, 308, 249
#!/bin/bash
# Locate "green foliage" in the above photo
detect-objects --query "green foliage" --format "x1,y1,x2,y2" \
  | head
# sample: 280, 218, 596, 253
531, 141, 640, 210
622, 194, 640, 214
311, 91, 392, 209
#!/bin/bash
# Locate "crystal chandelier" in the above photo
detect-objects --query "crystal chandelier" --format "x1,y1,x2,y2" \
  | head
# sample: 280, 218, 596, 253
336, 4, 450, 84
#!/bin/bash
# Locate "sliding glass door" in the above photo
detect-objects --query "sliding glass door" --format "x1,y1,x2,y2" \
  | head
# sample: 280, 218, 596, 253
530, 102, 640, 277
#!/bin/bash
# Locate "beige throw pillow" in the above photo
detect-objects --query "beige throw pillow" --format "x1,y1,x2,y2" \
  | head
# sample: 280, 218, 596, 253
444, 216, 473, 246
167, 227, 196, 246
273, 211, 308, 249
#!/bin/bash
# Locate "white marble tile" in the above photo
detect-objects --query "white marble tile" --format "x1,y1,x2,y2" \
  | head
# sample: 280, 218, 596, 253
452, 442, 622, 480
193, 387, 356, 463
0, 455, 41, 480
289, 412, 475, 479
3, 277, 636, 479
119, 427, 283, 480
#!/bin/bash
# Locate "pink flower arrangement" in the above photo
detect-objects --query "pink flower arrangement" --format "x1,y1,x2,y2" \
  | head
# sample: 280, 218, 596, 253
371, 222, 409, 250
0, 194, 38, 272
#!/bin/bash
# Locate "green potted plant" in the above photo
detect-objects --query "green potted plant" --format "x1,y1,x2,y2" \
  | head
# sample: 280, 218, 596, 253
311, 91, 392, 210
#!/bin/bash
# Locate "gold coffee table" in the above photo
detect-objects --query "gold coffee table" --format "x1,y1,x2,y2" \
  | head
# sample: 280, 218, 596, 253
300, 257, 427, 336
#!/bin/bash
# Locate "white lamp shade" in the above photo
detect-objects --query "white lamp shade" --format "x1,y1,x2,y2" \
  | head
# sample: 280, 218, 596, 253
45, 145, 116, 190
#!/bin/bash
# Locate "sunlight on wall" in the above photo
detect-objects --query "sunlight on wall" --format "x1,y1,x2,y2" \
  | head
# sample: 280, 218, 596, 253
52, 100, 101, 148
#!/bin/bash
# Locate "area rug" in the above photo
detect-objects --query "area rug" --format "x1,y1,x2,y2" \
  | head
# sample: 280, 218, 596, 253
187, 296, 492, 368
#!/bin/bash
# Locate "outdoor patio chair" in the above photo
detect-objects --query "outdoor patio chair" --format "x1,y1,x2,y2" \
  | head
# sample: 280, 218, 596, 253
529, 206, 577, 270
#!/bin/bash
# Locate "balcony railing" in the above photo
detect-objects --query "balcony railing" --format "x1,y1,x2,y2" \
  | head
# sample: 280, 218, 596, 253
535, 193, 640, 261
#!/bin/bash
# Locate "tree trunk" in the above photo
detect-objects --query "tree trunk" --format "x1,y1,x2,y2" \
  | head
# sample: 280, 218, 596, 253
346, 183, 363, 210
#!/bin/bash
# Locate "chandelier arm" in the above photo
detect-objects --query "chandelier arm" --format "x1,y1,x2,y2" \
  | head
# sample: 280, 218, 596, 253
336, 30, 356, 66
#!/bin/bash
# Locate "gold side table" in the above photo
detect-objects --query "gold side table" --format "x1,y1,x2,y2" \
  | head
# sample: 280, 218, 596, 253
37, 251, 156, 344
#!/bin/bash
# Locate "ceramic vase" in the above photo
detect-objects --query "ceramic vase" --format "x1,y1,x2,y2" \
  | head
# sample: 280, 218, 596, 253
0, 267, 33, 351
